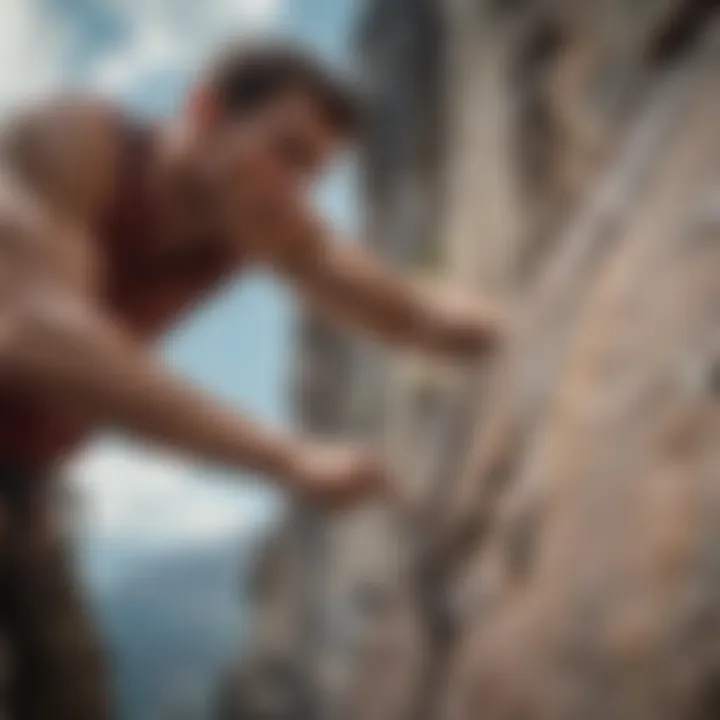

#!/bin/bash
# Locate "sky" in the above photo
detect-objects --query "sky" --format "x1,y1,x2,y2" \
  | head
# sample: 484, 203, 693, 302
0, 0, 360, 579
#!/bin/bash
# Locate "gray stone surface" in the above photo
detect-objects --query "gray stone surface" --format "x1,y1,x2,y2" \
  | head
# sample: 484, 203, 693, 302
220, 2, 720, 718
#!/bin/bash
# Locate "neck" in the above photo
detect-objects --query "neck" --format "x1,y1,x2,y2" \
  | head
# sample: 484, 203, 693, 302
149, 122, 225, 255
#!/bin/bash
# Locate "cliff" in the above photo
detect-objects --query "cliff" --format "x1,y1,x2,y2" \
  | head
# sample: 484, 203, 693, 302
220, 2, 720, 718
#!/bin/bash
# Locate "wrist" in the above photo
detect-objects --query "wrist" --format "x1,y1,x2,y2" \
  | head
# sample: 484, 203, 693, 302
261, 437, 309, 488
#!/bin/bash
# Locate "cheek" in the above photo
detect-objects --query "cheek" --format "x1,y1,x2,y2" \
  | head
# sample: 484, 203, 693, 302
219, 143, 302, 222
253, 156, 300, 205
219, 148, 272, 206
228, 165, 297, 238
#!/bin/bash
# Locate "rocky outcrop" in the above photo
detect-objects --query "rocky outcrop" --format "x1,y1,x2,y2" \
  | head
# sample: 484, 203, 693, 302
221, 2, 720, 718
439, 23, 720, 720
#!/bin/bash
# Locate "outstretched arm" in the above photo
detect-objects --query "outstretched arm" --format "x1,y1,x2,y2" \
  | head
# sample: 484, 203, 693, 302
266, 214, 504, 360
0, 184, 380, 510
0, 103, 382, 511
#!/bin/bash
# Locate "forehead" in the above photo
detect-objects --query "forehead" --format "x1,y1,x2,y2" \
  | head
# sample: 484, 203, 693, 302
254, 88, 342, 143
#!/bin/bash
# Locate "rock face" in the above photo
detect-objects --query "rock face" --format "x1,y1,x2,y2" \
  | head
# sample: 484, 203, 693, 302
221, 1, 720, 718
440, 26, 720, 720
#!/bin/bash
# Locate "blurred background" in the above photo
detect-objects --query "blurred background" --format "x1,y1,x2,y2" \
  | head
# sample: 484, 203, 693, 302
1, 0, 361, 718
3, 0, 720, 719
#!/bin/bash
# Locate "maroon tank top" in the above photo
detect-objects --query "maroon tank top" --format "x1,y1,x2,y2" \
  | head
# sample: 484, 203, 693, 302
0, 113, 234, 468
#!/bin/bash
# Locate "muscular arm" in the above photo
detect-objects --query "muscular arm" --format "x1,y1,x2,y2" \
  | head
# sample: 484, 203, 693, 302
0, 106, 380, 508
0, 191, 309, 482
265, 214, 504, 360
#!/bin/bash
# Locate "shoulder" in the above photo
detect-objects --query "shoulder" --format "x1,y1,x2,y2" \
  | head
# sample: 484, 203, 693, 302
0, 96, 126, 221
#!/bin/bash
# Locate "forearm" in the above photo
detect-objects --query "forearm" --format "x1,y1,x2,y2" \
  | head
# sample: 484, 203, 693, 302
274, 219, 504, 360
0, 297, 304, 482
299, 254, 504, 359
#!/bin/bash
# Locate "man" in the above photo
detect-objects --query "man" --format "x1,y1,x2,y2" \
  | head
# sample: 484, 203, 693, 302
0, 42, 501, 718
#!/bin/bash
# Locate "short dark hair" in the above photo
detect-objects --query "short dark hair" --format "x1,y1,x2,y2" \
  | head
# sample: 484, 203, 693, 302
204, 40, 362, 139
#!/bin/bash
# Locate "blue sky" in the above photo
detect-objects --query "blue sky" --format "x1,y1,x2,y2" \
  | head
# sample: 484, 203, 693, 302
0, 0, 360, 572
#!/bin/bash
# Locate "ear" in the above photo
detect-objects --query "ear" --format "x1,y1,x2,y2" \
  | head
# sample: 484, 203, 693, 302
186, 84, 224, 134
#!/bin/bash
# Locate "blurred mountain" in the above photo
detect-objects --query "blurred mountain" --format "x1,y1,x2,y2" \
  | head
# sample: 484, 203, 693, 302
86, 536, 255, 720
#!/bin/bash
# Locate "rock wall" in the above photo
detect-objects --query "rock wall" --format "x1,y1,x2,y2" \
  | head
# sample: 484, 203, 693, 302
219, 1, 720, 718
439, 20, 720, 720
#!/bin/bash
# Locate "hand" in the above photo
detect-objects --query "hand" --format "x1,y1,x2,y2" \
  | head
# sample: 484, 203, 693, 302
289, 442, 386, 512
428, 291, 506, 359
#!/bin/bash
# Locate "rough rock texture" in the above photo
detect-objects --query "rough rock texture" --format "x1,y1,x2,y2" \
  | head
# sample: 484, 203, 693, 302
220, 2, 720, 718
440, 26, 720, 720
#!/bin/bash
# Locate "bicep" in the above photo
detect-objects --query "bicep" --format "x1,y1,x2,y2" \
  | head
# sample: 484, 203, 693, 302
265, 210, 388, 299
256, 207, 422, 342
271, 222, 426, 347
287, 231, 414, 316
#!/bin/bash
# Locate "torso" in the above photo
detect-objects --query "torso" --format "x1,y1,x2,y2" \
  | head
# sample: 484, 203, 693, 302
0, 106, 241, 467
100, 117, 236, 337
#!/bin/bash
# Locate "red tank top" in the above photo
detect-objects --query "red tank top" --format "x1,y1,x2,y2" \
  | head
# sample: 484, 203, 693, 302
0, 114, 234, 468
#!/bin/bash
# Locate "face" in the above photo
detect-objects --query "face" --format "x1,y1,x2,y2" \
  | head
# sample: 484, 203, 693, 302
195, 87, 343, 239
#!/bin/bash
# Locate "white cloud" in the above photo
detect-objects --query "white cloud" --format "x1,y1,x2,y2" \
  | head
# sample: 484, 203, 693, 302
0, 0, 73, 110
90, 0, 285, 94
69, 440, 278, 548
0, 0, 285, 110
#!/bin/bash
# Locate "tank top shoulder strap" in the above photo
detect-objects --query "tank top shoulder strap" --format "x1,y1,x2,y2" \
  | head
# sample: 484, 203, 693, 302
100, 111, 158, 264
